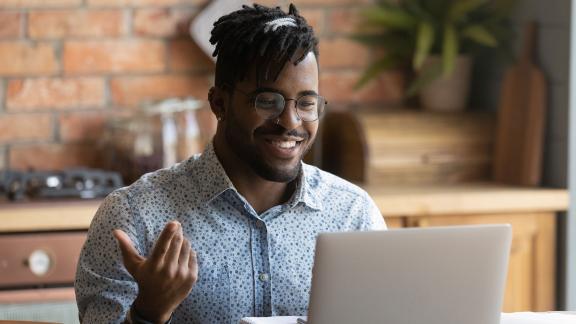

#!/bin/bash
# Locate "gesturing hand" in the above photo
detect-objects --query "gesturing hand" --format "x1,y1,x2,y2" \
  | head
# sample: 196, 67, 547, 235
113, 221, 198, 323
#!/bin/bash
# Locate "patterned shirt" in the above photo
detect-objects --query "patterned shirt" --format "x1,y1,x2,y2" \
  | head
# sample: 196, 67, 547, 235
75, 142, 386, 324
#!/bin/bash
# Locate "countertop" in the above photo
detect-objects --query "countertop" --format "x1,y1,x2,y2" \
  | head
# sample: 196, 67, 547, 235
0, 183, 570, 232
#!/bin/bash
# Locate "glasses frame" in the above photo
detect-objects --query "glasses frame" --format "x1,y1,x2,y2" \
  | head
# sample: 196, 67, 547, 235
228, 85, 327, 122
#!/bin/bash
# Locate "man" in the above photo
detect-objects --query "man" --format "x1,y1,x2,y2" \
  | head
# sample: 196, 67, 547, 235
75, 3, 386, 324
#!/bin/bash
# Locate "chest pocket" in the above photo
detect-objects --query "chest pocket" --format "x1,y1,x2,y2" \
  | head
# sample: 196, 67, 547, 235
180, 259, 231, 324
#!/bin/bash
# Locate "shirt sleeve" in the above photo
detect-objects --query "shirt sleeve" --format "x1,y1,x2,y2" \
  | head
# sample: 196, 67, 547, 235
75, 190, 145, 324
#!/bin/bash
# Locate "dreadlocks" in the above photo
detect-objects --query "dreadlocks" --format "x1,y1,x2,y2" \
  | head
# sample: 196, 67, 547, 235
210, 3, 319, 88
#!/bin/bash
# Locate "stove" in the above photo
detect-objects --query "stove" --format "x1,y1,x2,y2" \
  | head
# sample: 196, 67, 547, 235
0, 168, 122, 322
0, 168, 123, 201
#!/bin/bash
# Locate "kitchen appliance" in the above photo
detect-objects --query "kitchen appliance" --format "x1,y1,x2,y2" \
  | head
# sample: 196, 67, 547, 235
0, 232, 86, 323
0, 168, 123, 201
0, 168, 119, 322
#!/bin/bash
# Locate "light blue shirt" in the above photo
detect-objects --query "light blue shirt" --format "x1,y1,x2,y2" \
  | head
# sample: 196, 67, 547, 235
75, 142, 385, 324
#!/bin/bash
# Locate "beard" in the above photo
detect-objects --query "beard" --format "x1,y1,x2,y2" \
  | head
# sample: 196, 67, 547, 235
224, 110, 313, 183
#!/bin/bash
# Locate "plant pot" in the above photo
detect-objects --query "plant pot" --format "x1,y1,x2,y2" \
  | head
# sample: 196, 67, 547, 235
419, 55, 473, 112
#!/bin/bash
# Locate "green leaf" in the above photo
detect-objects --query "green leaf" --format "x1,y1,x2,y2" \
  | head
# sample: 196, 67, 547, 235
350, 33, 389, 47
406, 61, 444, 97
362, 6, 417, 29
449, 0, 488, 21
350, 33, 413, 55
442, 24, 458, 75
462, 25, 498, 47
355, 55, 401, 89
492, 0, 518, 18
413, 21, 435, 70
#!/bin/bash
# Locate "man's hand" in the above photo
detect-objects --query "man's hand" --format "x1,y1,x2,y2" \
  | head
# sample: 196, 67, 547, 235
113, 221, 198, 323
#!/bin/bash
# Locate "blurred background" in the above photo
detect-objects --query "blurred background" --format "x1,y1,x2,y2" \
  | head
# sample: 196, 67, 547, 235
0, 0, 574, 323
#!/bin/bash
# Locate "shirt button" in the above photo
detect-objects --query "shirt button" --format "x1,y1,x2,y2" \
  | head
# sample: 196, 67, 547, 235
255, 220, 265, 228
258, 273, 269, 282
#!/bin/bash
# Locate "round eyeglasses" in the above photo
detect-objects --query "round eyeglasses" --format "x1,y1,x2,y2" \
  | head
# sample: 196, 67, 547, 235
232, 87, 327, 122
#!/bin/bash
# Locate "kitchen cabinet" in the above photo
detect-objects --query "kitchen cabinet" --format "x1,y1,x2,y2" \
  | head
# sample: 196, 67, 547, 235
1, 184, 569, 313
374, 183, 568, 312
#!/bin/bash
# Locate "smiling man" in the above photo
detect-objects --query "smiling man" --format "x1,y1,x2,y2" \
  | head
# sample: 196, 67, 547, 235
75, 3, 385, 324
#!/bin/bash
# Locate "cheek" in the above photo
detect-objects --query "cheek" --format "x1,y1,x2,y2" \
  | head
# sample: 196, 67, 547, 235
305, 122, 319, 140
228, 102, 263, 135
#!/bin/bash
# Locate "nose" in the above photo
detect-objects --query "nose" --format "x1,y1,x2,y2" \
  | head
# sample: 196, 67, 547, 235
275, 99, 302, 130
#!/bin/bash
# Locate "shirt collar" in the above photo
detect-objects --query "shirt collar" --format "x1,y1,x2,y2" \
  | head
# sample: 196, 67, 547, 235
194, 141, 236, 205
290, 163, 323, 211
194, 141, 323, 211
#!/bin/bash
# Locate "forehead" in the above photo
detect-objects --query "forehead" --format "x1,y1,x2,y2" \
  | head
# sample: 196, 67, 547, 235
240, 52, 319, 92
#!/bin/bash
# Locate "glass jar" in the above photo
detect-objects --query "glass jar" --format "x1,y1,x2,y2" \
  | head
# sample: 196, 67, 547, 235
102, 97, 213, 184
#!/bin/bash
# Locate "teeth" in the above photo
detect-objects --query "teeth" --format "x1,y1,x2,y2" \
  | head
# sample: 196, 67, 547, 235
271, 140, 297, 149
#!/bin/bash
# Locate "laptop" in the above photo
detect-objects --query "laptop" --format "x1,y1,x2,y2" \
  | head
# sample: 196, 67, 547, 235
304, 224, 512, 324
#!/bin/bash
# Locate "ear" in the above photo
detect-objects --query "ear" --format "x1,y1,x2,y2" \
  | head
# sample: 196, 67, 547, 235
208, 86, 227, 120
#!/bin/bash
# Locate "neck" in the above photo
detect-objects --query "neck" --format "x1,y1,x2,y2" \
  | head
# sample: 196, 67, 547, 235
213, 137, 296, 214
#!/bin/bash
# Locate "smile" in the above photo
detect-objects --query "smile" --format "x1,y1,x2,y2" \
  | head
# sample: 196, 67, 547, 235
270, 140, 297, 149
261, 137, 305, 159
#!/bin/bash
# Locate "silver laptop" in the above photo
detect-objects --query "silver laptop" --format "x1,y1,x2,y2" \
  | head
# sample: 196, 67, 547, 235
305, 224, 512, 324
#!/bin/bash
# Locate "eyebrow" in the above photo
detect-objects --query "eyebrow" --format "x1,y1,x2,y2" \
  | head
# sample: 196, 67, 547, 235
252, 87, 318, 97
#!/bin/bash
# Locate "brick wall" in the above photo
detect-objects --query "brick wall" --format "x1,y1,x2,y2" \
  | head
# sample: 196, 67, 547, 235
0, 0, 402, 172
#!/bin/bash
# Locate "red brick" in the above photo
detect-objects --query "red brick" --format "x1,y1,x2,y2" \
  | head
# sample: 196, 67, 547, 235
253, 0, 283, 7
28, 9, 125, 39
110, 75, 211, 107
168, 39, 214, 72
0, 148, 5, 170
320, 70, 404, 104
0, 42, 58, 76
328, 7, 363, 35
291, 0, 370, 6
87, 0, 205, 6
63, 40, 165, 74
0, 12, 22, 38
0, 79, 4, 107
9, 143, 102, 171
133, 8, 195, 38
0, 113, 53, 143
6, 77, 105, 111
319, 37, 369, 69
0, 0, 81, 8
59, 111, 108, 143
299, 8, 325, 35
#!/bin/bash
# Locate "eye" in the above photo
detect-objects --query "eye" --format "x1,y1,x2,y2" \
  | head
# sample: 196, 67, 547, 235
298, 96, 318, 111
255, 93, 282, 110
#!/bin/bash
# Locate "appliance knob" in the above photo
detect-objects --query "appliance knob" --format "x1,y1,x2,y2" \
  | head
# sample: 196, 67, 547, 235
27, 249, 52, 277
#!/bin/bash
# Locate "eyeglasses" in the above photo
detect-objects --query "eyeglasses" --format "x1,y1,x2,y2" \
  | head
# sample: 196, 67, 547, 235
231, 87, 327, 122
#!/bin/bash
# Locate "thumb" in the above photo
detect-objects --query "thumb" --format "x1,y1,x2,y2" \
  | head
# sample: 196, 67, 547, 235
113, 229, 144, 275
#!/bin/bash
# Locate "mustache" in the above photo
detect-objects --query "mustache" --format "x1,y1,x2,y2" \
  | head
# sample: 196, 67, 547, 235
253, 123, 309, 139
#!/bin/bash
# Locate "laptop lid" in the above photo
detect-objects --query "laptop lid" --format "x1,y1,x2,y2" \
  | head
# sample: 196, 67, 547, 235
307, 224, 512, 324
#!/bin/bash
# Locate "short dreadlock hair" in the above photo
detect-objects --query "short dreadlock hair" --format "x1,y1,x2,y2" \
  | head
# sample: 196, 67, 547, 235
210, 3, 319, 88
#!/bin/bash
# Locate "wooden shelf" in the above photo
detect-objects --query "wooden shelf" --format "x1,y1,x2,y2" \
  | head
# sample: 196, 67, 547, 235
365, 183, 569, 217
0, 200, 100, 233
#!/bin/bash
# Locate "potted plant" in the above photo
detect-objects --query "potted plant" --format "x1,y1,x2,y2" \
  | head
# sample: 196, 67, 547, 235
354, 0, 516, 111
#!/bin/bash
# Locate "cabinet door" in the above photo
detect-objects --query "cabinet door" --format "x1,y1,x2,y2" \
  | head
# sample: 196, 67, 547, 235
384, 216, 404, 229
406, 213, 556, 312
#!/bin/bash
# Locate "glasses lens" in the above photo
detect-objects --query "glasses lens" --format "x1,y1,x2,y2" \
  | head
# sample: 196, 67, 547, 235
255, 92, 284, 119
297, 95, 323, 121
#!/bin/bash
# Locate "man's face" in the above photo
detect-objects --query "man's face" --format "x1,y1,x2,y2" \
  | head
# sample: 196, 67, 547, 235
222, 52, 319, 183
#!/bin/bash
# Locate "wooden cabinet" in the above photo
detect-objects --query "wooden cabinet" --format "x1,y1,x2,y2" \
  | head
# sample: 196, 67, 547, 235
397, 212, 556, 312
375, 184, 568, 313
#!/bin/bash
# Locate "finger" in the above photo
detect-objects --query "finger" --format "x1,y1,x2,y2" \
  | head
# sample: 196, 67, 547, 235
165, 223, 184, 270
189, 249, 198, 273
149, 221, 179, 263
112, 229, 144, 275
179, 239, 191, 267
